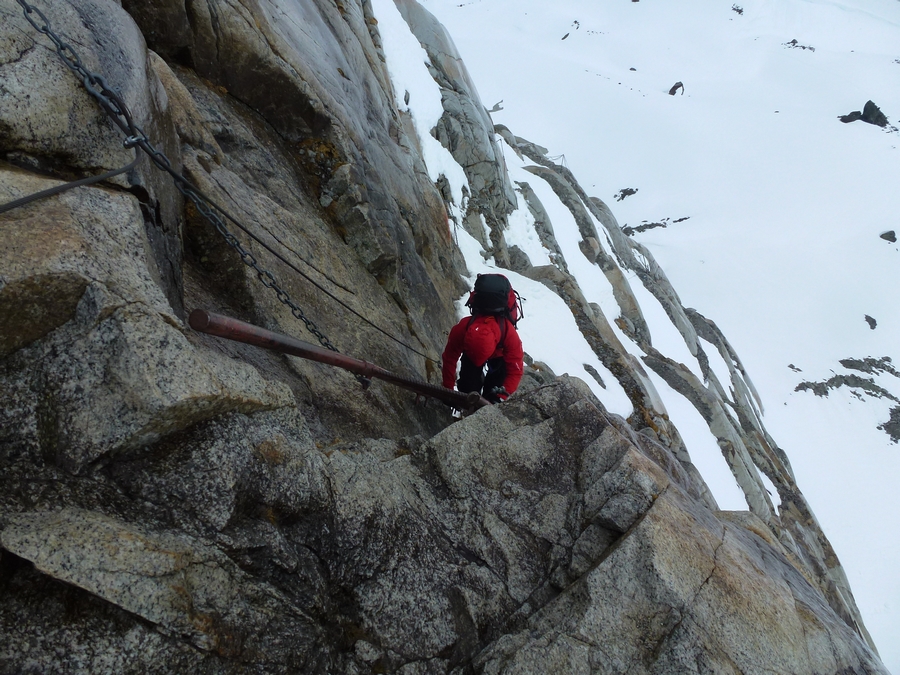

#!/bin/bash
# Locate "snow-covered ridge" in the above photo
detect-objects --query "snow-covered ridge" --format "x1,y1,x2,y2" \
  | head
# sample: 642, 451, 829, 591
376, 0, 897, 661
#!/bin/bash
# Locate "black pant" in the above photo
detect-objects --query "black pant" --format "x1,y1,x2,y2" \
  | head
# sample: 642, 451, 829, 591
458, 354, 506, 402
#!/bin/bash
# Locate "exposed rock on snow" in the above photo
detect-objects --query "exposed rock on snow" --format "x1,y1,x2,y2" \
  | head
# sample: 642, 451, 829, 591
784, 38, 816, 52
796, 356, 900, 443
513, 180, 568, 273
878, 407, 900, 443
839, 100, 890, 127
522, 164, 650, 347
395, 0, 517, 263
621, 217, 688, 236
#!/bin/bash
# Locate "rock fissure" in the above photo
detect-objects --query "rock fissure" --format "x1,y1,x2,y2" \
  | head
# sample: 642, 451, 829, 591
0, 39, 38, 69
792, 596, 822, 672
585, 483, 672, 577
691, 526, 726, 605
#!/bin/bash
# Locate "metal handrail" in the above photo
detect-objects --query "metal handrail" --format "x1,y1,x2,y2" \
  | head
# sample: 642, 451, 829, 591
188, 310, 491, 412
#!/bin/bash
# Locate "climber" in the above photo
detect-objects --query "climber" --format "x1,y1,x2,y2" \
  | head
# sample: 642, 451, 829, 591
442, 274, 524, 404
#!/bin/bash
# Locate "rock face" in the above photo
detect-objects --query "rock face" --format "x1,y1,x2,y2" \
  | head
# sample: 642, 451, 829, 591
2, 379, 885, 673
0, 0, 887, 672
839, 100, 891, 127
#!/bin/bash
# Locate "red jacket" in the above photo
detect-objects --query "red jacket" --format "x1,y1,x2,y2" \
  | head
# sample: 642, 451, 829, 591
441, 315, 524, 394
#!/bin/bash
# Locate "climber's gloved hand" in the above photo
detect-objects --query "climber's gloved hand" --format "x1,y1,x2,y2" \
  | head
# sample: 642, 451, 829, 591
485, 386, 509, 404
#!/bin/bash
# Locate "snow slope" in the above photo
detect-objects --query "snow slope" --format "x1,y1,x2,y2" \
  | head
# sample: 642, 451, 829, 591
375, 0, 900, 669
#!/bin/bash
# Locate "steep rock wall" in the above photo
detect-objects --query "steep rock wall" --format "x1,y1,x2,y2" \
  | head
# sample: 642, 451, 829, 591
395, 6, 874, 649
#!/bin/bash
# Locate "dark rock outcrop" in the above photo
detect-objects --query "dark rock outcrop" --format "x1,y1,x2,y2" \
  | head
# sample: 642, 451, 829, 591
839, 100, 890, 127
795, 356, 900, 443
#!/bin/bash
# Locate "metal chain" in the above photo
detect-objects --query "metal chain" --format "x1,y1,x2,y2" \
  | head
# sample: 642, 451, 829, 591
180, 186, 339, 350
15, 0, 339, 352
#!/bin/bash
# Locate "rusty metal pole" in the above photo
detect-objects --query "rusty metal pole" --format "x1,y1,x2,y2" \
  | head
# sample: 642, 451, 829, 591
188, 309, 492, 411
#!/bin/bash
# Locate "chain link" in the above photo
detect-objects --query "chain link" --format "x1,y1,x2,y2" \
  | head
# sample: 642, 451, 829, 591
15, 0, 340, 353
185, 189, 340, 350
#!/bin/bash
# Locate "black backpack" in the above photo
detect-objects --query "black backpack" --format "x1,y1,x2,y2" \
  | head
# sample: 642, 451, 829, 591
465, 274, 524, 325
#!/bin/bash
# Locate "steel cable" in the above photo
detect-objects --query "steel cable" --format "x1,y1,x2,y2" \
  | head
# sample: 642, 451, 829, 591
0, 153, 140, 215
